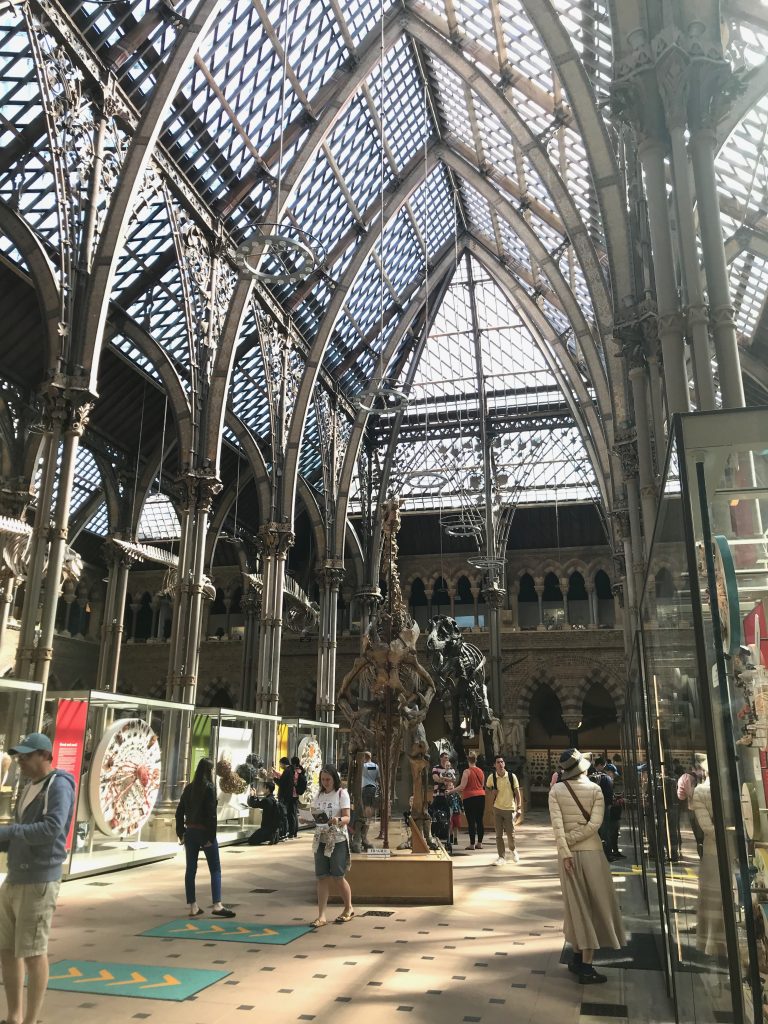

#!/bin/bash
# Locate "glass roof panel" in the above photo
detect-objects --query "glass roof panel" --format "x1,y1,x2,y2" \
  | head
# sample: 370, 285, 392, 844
70, 445, 103, 519
138, 493, 181, 541
84, 500, 109, 537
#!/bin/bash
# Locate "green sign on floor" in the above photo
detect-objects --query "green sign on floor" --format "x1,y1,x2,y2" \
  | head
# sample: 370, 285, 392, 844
47, 960, 230, 1001
141, 918, 311, 944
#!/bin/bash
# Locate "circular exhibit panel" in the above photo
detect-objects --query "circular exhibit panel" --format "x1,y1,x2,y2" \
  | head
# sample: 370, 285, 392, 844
88, 718, 162, 837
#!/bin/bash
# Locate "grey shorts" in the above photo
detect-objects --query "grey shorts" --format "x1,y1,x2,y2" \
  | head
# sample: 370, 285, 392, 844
361, 785, 378, 809
314, 840, 350, 878
0, 880, 61, 958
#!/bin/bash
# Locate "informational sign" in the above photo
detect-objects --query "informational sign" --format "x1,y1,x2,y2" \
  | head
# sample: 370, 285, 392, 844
141, 918, 311, 945
190, 714, 212, 774
47, 960, 229, 1001
51, 699, 88, 852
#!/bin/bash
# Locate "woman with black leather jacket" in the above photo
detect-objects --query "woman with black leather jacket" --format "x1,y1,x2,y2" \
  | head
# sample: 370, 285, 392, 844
176, 757, 236, 918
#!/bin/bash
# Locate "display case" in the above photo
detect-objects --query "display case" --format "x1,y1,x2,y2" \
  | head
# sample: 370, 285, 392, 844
639, 408, 768, 1024
280, 718, 339, 820
191, 707, 280, 843
42, 690, 195, 878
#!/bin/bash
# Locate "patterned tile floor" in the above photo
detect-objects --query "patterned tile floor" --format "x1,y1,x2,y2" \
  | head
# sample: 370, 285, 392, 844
30, 812, 676, 1024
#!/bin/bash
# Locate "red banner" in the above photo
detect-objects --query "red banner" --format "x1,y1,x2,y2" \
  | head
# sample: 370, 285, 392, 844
52, 700, 88, 852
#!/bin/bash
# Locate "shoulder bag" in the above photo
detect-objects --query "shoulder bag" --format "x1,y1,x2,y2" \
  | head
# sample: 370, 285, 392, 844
563, 780, 591, 823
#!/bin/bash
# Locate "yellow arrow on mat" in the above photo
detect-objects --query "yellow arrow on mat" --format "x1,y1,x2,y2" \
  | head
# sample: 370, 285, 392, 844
256, 928, 278, 936
209, 925, 253, 934
170, 923, 200, 932
141, 974, 181, 989
106, 972, 147, 987
50, 967, 82, 980
74, 970, 114, 983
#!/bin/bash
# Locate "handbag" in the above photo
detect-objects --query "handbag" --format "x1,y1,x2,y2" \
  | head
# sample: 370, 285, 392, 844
563, 780, 591, 823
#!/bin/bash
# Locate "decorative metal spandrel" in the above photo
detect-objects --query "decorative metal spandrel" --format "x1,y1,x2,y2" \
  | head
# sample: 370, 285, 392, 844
256, 307, 304, 453
313, 390, 352, 514
25, 13, 128, 274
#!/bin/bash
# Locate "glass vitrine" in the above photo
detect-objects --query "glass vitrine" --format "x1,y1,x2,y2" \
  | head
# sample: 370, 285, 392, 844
640, 408, 768, 1024
191, 707, 281, 842
42, 690, 194, 877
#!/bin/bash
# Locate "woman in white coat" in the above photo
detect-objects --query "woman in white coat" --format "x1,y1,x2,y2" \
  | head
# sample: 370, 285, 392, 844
549, 748, 625, 984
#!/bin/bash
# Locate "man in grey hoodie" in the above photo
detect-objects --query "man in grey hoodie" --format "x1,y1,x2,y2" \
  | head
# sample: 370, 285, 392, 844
0, 732, 75, 1024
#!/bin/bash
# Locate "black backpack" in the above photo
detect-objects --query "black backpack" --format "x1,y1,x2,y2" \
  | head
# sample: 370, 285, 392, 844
295, 770, 307, 796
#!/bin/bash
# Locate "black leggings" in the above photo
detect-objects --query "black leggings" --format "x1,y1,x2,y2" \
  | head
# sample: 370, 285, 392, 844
463, 795, 485, 844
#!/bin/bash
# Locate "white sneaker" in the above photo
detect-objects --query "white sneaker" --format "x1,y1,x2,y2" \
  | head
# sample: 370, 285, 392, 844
494, 856, 506, 866
512, 850, 520, 864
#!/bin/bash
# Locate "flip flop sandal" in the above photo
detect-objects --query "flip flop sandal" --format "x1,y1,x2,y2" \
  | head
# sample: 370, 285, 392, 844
335, 910, 355, 923
311, 917, 327, 928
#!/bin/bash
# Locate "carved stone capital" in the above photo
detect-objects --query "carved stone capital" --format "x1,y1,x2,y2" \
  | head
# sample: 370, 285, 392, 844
612, 506, 631, 542
612, 429, 639, 479
482, 585, 507, 608
710, 303, 737, 329
687, 303, 709, 328
656, 43, 690, 131
318, 560, 346, 589
257, 521, 295, 558
658, 311, 684, 337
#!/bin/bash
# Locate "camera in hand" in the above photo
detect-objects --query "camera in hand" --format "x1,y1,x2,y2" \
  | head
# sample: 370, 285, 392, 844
312, 812, 329, 823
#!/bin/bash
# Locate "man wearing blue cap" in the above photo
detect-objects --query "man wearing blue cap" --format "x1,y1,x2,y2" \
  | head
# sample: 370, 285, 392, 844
0, 732, 75, 1024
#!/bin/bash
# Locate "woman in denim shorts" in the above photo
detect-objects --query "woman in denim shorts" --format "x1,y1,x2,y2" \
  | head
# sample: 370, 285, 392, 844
310, 765, 353, 927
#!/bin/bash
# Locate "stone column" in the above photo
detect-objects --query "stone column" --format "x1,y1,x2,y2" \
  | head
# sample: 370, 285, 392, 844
689, 118, 744, 408
239, 587, 261, 712
33, 396, 92, 688
637, 137, 690, 416
658, 52, 716, 410
472, 585, 480, 627
316, 561, 345, 723
448, 588, 456, 619
16, 420, 60, 679
586, 582, 597, 628
534, 577, 544, 630
253, 521, 294, 762
127, 597, 140, 642
356, 585, 381, 641
559, 576, 569, 626
0, 571, 18, 652
627, 358, 658, 552
95, 540, 140, 692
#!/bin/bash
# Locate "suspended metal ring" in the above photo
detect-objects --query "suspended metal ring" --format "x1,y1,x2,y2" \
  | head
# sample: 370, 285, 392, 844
235, 226, 320, 284
354, 386, 410, 415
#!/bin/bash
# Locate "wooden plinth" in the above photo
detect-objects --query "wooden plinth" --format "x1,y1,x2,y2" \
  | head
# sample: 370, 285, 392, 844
346, 848, 453, 905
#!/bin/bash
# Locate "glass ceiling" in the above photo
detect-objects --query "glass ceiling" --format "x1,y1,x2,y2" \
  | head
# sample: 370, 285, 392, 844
1, 0, 767, 536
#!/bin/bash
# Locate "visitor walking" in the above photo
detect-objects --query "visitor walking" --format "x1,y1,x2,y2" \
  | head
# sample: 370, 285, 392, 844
549, 748, 625, 985
486, 755, 522, 865
274, 757, 295, 839
0, 732, 75, 1024
176, 757, 236, 918
289, 756, 307, 837
310, 765, 354, 928
456, 751, 486, 849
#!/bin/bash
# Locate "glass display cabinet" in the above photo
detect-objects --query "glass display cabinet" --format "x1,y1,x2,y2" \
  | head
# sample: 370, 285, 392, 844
191, 707, 280, 843
639, 408, 768, 1024
42, 690, 195, 877
280, 718, 340, 820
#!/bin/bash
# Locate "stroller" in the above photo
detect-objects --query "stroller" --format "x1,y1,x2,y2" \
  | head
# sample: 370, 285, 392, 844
430, 786, 452, 854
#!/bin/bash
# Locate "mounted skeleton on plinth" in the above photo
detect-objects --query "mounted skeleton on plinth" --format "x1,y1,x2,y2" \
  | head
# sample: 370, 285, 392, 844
337, 497, 436, 852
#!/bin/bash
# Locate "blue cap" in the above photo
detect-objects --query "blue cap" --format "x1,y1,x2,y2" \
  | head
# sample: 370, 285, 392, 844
10, 732, 53, 755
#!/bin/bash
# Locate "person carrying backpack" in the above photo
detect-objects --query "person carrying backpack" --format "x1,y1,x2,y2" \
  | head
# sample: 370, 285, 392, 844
289, 756, 306, 838
486, 755, 523, 865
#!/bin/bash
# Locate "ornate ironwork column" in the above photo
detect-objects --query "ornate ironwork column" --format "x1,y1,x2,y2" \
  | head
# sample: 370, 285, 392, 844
239, 585, 261, 711
254, 521, 294, 759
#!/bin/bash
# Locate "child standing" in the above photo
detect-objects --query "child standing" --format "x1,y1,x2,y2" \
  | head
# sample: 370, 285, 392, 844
447, 780, 463, 846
